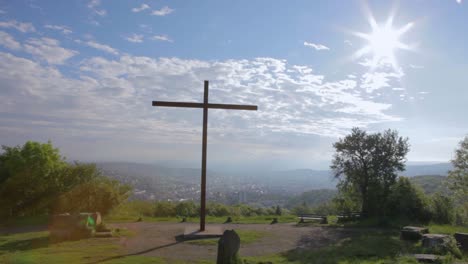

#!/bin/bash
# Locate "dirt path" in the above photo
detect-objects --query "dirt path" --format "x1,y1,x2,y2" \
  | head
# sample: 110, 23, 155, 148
110, 222, 351, 262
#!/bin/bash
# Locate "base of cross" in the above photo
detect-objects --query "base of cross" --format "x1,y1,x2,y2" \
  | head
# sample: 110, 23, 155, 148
183, 224, 224, 240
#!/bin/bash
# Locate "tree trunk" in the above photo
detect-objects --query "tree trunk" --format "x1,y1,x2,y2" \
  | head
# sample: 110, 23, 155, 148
361, 188, 369, 218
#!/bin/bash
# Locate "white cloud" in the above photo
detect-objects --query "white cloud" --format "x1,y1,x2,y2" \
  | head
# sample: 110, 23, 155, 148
125, 34, 144, 43
0, 10, 6, 14
344, 40, 352, 46
409, 64, 424, 69
457, 0, 462, 4
80, 40, 119, 55
0, 20, 35, 33
76, 56, 399, 137
0, 51, 404, 164
151, 6, 174, 16
304, 41, 330, 51
0, 31, 21, 50
152, 35, 173, 42
23, 37, 78, 64
132, 4, 150, 13
360, 70, 403, 93
44, 24, 72, 34
88, 0, 106, 16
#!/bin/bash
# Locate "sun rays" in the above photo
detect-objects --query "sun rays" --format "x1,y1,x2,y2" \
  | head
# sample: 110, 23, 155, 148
352, 13, 415, 70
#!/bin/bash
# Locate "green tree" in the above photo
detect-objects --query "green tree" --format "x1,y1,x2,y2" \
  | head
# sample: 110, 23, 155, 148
54, 175, 131, 215
448, 136, 468, 198
331, 128, 409, 217
0, 141, 67, 217
0, 141, 131, 217
430, 193, 455, 224
447, 136, 468, 225
387, 177, 431, 222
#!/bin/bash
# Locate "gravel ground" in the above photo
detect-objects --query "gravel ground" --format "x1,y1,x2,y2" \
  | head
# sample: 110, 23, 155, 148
110, 222, 351, 262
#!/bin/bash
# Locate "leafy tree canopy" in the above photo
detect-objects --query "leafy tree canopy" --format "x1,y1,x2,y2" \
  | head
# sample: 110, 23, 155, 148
448, 136, 468, 198
331, 128, 409, 217
0, 141, 131, 217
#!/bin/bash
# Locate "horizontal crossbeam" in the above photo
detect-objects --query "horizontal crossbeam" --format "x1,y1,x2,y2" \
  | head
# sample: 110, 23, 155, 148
152, 101, 257, 111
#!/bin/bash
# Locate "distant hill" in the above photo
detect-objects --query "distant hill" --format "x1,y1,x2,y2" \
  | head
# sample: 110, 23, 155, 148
285, 189, 337, 209
401, 163, 452, 177
95, 161, 452, 202
409, 175, 449, 194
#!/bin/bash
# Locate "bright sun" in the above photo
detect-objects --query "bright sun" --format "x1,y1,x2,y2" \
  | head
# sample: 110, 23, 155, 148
353, 15, 414, 69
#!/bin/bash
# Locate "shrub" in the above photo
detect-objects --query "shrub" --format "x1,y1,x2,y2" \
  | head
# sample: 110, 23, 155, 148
387, 177, 431, 223
175, 201, 198, 217
153, 201, 176, 217
430, 193, 455, 224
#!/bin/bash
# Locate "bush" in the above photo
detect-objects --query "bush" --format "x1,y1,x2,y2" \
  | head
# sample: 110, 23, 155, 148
430, 193, 455, 224
175, 201, 198, 217
387, 177, 431, 223
53, 176, 131, 215
153, 201, 176, 217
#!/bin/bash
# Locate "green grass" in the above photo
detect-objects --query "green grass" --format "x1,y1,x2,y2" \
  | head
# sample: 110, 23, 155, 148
0, 215, 49, 228
241, 233, 420, 264
0, 230, 162, 264
106, 214, 297, 225
242, 228, 468, 264
428, 224, 468, 235
186, 229, 268, 246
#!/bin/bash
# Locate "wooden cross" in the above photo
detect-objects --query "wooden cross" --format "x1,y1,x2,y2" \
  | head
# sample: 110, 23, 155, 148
152, 80, 257, 231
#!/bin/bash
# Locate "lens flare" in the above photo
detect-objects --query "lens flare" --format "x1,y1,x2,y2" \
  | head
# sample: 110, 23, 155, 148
353, 15, 414, 69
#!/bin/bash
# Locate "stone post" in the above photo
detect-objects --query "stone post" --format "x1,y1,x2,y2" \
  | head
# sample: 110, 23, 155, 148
216, 230, 241, 264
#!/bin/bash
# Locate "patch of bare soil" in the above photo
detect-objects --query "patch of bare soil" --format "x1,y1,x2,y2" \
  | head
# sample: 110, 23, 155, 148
109, 222, 351, 262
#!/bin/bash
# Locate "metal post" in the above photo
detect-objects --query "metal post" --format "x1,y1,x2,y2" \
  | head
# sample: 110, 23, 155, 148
200, 80, 209, 231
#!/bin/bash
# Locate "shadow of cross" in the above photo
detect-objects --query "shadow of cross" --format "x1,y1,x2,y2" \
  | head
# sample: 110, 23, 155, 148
152, 80, 257, 232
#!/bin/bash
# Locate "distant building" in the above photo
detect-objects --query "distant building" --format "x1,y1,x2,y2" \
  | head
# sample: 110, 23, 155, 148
238, 191, 247, 203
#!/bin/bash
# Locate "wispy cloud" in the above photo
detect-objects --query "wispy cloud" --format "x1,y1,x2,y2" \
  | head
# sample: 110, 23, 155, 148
304, 41, 330, 51
0, 48, 404, 162
132, 4, 150, 13
409, 64, 424, 69
125, 34, 144, 43
0, 10, 6, 14
152, 6, 174, 16
44, 24, 72, 34
79, 40, 119, 55
152, 35, 173, 42
456, 0, 462, 4
0, 31, 21, 50
360, 71, 403, 93
88, 0, 106, 16
23, 37, 78, 64
0, 20, 35, 33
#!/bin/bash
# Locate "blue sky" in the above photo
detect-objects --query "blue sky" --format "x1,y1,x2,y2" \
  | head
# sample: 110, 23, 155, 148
0, 0, 466, 170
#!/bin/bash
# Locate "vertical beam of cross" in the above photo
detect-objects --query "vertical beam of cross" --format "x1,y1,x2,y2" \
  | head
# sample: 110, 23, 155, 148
152, 80, 257, 231
200, 80, 208, 231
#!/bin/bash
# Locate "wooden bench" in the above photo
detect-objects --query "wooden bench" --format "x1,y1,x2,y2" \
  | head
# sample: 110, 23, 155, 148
337, 212, 361, 222
297, 214, 327, 224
